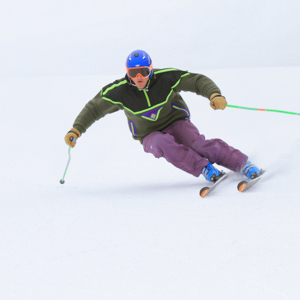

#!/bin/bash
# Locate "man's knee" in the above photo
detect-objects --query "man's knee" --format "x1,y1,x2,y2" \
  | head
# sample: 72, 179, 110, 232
191, 136, 222, 162
143, 132, 175, 158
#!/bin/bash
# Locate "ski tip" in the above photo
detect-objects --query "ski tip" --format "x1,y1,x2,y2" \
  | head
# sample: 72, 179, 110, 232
200, 187, 210, 198
237, 181, 247, 192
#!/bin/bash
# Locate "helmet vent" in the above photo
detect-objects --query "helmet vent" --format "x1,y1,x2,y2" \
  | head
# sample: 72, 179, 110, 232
134, 52, 139, 57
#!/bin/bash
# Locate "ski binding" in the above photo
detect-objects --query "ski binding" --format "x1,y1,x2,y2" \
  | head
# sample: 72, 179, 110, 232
237, 170, 265, 192
199, 172, 228, 198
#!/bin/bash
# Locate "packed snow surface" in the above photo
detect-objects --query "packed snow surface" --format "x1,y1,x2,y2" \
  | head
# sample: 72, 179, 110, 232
1, 1, 300, 299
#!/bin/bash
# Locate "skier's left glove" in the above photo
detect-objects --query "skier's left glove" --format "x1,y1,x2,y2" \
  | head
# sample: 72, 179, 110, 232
210, 93, 227, 110
64, 128, 81, 148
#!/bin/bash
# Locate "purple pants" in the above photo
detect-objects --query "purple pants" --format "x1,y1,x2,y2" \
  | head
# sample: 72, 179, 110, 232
143, 119, 248, 177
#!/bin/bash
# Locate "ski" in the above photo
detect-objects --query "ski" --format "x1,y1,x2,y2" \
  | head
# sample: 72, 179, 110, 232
199, 172, 228, 198
237, 170, 265, 193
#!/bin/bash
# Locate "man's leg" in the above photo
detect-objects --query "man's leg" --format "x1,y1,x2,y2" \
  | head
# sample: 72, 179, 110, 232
143, 131, 208, 177
191, 137, 248, 172
163, 119, 248, 172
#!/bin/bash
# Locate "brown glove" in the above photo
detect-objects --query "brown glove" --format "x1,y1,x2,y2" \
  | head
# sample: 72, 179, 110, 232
210, 93, 227, 110
64, 128, 81, 148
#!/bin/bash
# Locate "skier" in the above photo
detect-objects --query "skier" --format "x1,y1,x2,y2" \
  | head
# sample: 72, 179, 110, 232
64, 49, 262, 183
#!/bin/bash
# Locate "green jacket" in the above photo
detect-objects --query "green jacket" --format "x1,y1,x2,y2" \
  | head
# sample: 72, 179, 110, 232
73, 68, 221, 143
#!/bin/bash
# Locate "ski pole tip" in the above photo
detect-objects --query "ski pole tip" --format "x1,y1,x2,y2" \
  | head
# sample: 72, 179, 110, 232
60, 179, 65, 184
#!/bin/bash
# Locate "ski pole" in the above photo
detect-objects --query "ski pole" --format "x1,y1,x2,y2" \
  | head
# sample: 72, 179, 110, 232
227, 104, 300, 116
60, 137, 76, 184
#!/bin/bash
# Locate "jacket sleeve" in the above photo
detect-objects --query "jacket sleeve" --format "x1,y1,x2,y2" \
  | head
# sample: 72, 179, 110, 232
175, 72, 221, 99
73, 91, 123, 134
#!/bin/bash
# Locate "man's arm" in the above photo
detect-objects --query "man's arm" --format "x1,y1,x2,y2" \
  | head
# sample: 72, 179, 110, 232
176, 72, 221, 98
176, 72, 227, 110
65, 91, 122, 147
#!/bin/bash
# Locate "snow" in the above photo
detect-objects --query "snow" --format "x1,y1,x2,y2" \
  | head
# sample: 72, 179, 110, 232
1, 1, 300, 299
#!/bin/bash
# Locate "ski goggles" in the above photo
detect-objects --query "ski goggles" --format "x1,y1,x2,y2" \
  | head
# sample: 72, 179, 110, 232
126, 64, 153, 79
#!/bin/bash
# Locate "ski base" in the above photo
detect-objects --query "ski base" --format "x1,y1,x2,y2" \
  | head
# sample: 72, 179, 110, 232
199, 172, 228, 198
237, 170, 265, 192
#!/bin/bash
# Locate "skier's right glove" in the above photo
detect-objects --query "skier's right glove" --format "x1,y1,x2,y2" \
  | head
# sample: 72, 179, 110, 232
64, 128, 81, 148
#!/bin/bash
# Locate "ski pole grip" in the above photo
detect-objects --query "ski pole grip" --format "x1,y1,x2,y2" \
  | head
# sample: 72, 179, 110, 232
211, 101, 219, 110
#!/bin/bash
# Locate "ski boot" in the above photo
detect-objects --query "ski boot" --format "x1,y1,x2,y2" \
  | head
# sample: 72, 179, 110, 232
202, 162, 223, 183
241, 161, 263, 180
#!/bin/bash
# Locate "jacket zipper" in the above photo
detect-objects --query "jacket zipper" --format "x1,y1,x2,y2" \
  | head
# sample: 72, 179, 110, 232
143, 90, 151, 107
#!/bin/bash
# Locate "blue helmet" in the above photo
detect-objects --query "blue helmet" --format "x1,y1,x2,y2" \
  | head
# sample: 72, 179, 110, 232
125, 50, 153, 79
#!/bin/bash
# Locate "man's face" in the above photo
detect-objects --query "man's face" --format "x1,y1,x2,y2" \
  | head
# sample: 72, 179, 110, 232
131, 74, 149, 89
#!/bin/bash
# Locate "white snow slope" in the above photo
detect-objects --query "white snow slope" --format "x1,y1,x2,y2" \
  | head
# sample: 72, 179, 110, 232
1, 1, 300, 300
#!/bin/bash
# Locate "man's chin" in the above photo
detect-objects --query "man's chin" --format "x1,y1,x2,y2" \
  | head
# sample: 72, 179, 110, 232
137, 83, 146, 89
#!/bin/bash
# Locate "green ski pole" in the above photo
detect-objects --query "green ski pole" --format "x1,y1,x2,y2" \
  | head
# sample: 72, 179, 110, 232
60, 137, 76, 184
227, 105, 300, 116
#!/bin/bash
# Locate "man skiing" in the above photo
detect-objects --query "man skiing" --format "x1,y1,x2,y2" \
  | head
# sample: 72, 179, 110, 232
65, 49, 262, 184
